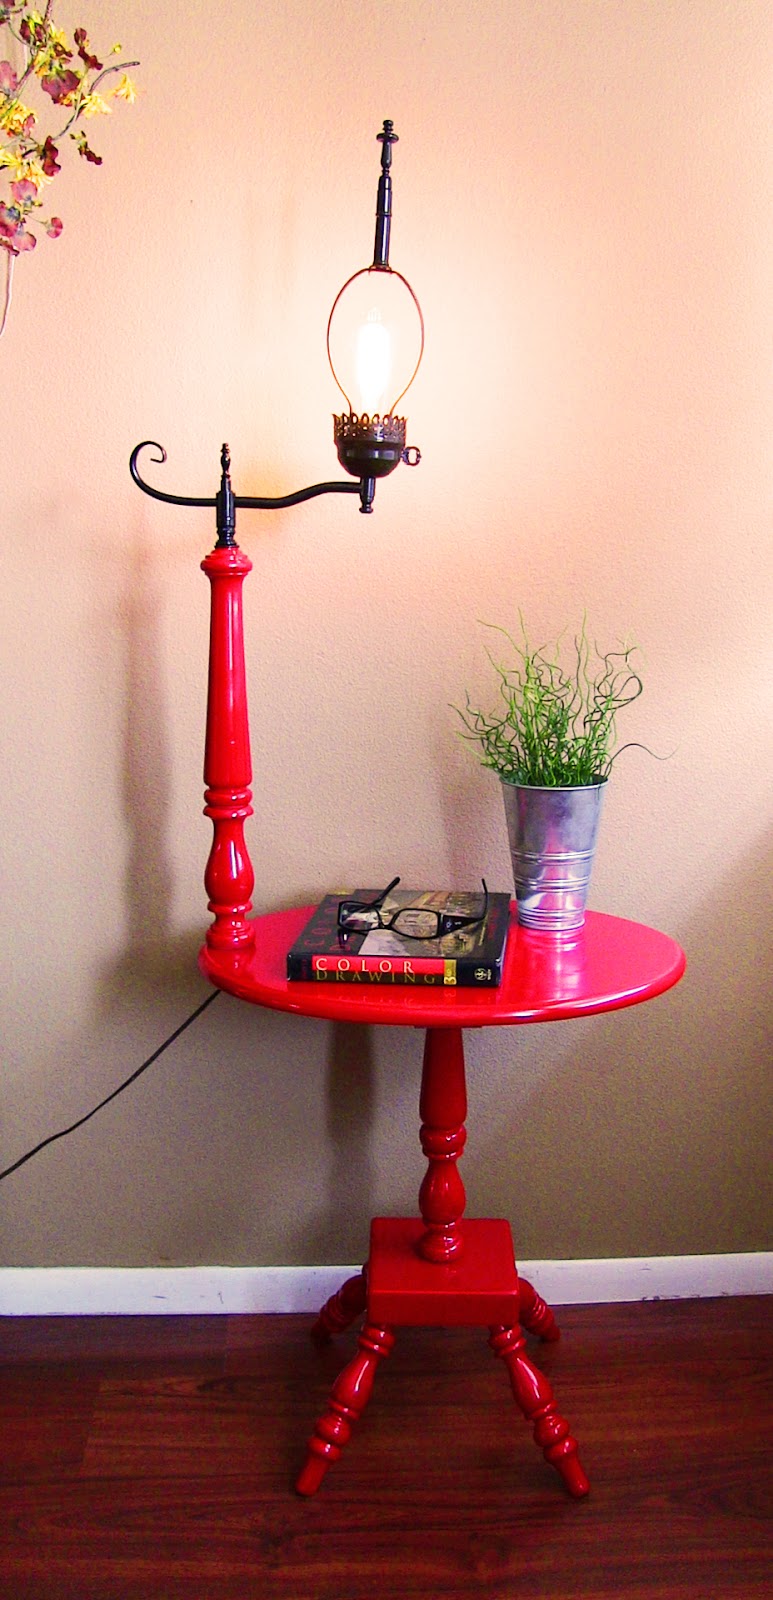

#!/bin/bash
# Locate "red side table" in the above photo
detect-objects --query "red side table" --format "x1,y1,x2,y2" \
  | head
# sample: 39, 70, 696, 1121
196, 534, 686, 1498
201, 905, 685, 1498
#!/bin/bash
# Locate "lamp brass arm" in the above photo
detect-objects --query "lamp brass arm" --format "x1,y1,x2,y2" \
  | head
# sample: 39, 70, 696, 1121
130, 441, 375, 546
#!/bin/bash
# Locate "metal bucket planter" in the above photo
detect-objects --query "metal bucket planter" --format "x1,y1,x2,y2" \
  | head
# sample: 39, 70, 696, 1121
501, 778, 607, 932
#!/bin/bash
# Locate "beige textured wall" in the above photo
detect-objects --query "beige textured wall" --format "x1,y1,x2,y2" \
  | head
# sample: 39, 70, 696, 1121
1, 1, 771, 1269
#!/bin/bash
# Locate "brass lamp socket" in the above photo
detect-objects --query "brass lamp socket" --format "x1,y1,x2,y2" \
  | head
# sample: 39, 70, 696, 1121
333, 412, 407, 478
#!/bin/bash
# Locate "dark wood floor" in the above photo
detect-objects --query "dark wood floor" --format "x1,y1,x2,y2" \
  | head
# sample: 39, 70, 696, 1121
0, 1296, 770, 1600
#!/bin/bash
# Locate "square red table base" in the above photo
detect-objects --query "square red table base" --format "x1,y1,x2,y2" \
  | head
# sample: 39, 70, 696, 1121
296, 1214, 590, 1500
369, 1216, 520, 1324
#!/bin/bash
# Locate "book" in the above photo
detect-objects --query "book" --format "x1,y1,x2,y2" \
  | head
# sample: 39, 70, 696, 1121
286, 886, 511, 987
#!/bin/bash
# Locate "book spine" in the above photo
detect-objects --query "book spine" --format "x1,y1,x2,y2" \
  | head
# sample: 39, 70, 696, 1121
315, 954, 453, 979
286, 954, 502, 986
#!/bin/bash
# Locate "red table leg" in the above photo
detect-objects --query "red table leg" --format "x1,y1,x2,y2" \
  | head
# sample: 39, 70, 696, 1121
310, 1269, 368, 1346
489, 1324, 589, 1497
296, 1322, 395, 1496
518, 1275, 561, 1342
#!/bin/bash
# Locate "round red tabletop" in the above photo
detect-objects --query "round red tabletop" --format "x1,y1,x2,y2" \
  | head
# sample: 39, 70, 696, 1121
199, 905, 685, 1029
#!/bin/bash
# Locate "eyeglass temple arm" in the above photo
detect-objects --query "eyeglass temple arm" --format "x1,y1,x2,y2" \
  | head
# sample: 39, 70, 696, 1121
474, 879, 489, 923
439, 879, 489, 929
338, 879, 401, 919
363, 876, 401, 910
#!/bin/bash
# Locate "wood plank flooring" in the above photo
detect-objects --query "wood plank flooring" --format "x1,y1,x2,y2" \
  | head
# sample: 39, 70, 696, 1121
1, 1297, 771, 1599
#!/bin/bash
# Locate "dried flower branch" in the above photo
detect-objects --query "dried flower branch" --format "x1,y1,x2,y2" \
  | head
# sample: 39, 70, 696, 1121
0, 2, 138, 326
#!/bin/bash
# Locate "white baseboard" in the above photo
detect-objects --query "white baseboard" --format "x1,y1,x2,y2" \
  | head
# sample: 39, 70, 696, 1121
0, 1253, 770, 1316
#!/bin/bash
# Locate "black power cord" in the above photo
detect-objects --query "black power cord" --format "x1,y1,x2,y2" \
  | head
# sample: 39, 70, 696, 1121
0, 989, 221, 1183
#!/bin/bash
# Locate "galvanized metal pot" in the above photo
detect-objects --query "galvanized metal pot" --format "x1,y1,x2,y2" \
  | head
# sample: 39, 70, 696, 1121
501, 778, 607, 932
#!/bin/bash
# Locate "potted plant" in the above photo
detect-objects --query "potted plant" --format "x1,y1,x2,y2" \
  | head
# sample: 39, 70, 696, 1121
455, 621, 647, 931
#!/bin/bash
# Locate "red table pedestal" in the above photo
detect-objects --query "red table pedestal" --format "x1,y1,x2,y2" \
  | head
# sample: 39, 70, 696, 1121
294, 1024, 589, 1499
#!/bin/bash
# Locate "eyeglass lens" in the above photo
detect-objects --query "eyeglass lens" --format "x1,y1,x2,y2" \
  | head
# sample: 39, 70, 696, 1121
340, 883, 486, 939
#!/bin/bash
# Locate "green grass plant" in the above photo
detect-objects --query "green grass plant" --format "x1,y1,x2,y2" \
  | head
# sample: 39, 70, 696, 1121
455, 620, 645, 786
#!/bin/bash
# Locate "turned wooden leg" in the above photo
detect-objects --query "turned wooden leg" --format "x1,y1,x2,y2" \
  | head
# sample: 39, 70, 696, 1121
489, 1324, 590, 1498
296, 1322, 395, 1496
201, 535, 256, 953
417, 1028, 468, 1262
310, 1269, 368, 1346
518, 1276, 561, 1342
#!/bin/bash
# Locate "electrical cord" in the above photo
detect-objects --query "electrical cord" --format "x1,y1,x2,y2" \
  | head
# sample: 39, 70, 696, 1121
0, 989, 221, 1183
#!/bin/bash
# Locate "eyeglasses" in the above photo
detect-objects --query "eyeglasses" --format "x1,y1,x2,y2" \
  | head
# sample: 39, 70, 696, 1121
337, 878, 488, 941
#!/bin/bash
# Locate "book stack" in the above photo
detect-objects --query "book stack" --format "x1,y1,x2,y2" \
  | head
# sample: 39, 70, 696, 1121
286, 886, 510, 987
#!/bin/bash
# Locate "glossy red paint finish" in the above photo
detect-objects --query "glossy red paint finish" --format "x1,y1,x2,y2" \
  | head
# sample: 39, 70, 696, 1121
368, 1216, 521, 1326
294, 1016, 598, 1498
417, 1026, 467, 1260
201, 544, 255, 952
205, 906, 684, 1498
296, 1321, 396, 1497
199, 902, 685, 1026
197, 528, 685, 1503
490, 1322, 590, 1498
197, 528, 684, 1020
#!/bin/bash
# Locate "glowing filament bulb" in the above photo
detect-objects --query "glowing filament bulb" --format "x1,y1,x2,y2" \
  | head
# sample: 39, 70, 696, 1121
327, 265, 423, 423
356, 311, 392, 417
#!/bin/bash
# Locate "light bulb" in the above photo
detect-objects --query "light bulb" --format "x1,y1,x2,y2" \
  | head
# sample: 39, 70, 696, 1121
327, 265, 423, 478
356, 312, 392, 417
327, 266, 423, 422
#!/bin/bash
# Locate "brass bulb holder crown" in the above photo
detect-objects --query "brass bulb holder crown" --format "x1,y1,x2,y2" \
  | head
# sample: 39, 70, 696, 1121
333, 411, 407, 478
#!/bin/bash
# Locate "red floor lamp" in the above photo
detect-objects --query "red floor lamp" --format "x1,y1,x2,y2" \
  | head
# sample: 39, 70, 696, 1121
130, 120, 424, 953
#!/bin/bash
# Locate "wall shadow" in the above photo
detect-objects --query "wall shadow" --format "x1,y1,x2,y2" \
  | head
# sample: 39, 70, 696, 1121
298, 1021, 377, 1265
80, 519, 210, 1033
468, 831, 773, 1259
119, 523, 177, 953
52, 514, 377, 1269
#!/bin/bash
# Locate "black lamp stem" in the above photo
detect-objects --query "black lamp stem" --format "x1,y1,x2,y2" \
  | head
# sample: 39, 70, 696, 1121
216, 443, 236, 545
373, 119, 398, 269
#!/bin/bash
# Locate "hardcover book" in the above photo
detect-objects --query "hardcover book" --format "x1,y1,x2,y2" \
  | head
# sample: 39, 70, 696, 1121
286, 886, 511, 987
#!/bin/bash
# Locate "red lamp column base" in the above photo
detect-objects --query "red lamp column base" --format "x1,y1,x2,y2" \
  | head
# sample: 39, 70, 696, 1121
201, 543, 256, 953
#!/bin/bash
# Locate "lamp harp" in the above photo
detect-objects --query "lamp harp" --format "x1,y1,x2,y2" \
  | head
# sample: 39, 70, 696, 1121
328, 120, 424, 479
